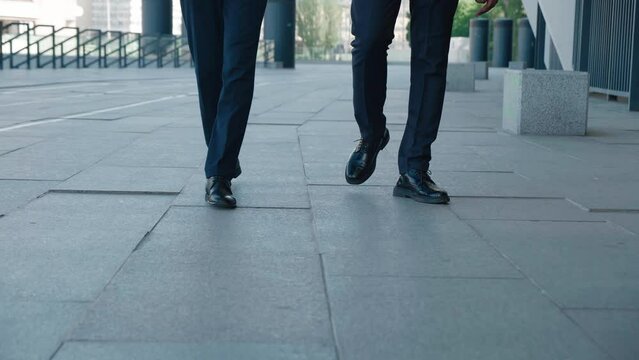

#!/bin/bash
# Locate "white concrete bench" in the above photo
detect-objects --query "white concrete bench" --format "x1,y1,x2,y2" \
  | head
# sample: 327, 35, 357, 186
502, 69, 589, 135
508, 61, 527, 70
474, 61, 488, 80
446, 63, 475, 92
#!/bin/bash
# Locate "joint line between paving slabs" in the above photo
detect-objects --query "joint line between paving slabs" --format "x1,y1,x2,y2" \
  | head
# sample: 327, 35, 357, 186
48, 189, 181, 196
459, 218, 607, 224
133, 207, 172, 252
170, 204, 311, 210
450, 208, 617, 359
326, 274, 525, 280
52, 206, 174, 352
47, 340, 65, 360
588, 208, 639, 214
319, 254, 342, 360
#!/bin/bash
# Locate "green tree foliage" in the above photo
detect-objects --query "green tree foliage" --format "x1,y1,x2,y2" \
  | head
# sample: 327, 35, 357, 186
297, 0, 341, 60
407, 0, 527, 44
435, 0, 528, 38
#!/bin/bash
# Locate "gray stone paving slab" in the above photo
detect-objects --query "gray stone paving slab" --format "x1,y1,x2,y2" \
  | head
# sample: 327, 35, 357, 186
600, 213, 639, 235
0, 119, 22, 128
310, 101, 358, 122
566, 310, 639, 360
309, 186, 519, 277
449, 197, 599, 221
0, 301, 86, 360
0, 120, 96, 138
297, 120, 360, 136
69, 250, 333, 345
437, 171, 561, 198
0, 135, 43, 151
172, 139, 309, 208
54, 165, 193, 194
564, 181, 639, 212
274, 97, 333, 113
468, 220, 639, 309
54, 342, 336, 360
98, 131, 205, 168
164, 119, 202, 128
243, 124, 300, 143
522, 136, 639, 167
327, 277, 607, 360
249, 111, 315, 125
0, 193, 174, 301
305, 163, 558, 198
0, 180, 57, 215
299, 135, 502, 173
0, 64, 638, 359
175, 168, 310, 209
143, 206, 316, 253
70, 113, 127, 120
0, 134, 140, 180
304, 161, 398, 186
68, 116, 177, 133
467, 142, 586, 171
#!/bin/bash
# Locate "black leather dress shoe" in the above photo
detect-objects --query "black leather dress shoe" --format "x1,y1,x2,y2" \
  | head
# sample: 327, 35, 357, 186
205, 176, 237, 209
345, 129, 390, 185
393, 169, 450, 204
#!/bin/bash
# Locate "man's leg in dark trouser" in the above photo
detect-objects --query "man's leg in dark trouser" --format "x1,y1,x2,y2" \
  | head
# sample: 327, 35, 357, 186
391, 0, 457, 205
351, 0, 402, 143
345, 0, 401, 185
180, 0, 223, 150
398, 0, 458, 174
204, 0, 268, 179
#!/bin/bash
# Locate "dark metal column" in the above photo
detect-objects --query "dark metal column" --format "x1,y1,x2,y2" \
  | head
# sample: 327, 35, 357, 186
573, 0, 592, 72
630, 0, 639, 111
534, 5, 547, 70
264, 0, 296, 69
470, 18, 489, 62
492, 18, 513, 67
517, 18, 535, 68
142, 0, 172, 35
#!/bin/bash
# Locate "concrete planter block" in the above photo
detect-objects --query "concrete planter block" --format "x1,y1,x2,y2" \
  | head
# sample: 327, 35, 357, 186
474, 61, 489, 80
509, 61, 527, 70
503, 70, 589, 135
446, 63, 475, 92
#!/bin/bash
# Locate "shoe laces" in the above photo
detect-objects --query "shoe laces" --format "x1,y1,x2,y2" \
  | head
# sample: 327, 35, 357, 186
354, 138, 369, 152
416, 169, 434, 184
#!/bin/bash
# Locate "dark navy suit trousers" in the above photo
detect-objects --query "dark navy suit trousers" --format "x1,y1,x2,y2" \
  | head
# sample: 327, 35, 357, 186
181, 0, 267, 178
351, 0, 459, 173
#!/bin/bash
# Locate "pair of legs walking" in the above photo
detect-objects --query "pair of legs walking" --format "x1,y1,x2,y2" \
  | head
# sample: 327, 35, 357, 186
347, 0, 458, 203
181, 0, 267, 208
182, 0, 458, 208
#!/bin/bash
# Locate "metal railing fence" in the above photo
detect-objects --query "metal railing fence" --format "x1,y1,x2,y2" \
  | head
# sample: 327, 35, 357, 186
575, 0, 637, 97
1, 22, 275, 70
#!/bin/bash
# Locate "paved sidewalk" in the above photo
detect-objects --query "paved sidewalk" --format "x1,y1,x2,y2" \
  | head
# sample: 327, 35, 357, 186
1, 65, 638, 360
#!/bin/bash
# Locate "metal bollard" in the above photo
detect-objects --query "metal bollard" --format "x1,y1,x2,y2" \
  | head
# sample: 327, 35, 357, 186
264, 0, 296, 69
470, 18, 490, 62
492, 18, 514, 68
518, 18, 535, 68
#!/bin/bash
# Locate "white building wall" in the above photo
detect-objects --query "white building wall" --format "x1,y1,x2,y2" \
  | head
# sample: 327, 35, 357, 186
76, 0, 181, 34
520, 0, 577, 70
0, 0, 82, 27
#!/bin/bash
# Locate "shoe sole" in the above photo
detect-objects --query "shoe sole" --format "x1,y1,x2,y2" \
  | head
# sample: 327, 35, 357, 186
392, 186, 450, 205
345, 133, 390, 185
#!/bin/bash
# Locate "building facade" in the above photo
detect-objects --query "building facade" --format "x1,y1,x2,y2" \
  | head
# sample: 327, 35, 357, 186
76, 0, 183, 35
522, 0, 639, 110
0, 0, 83, 28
